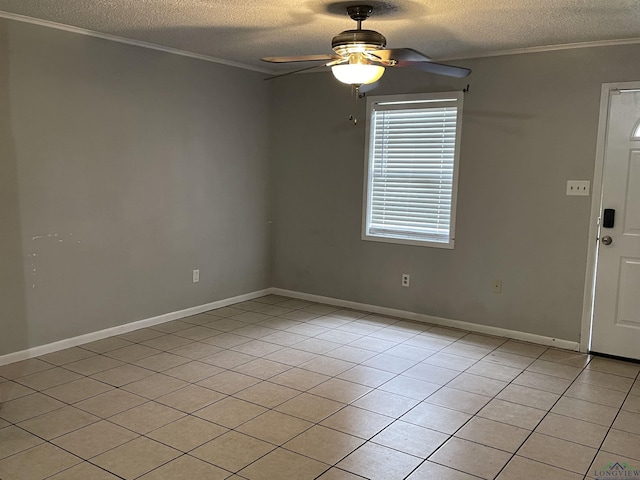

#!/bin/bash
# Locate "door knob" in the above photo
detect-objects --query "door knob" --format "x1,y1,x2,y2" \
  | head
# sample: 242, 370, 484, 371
601, 236, 613, 245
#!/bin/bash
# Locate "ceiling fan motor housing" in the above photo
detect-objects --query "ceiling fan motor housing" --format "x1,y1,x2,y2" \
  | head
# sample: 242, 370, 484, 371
332, 29, 387, 56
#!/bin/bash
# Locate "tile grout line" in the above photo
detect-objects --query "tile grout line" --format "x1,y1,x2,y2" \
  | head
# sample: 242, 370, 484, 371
487, 353, 595, 480
2, 295, 638, 480
44, 305, 485, 478
581, 367, 640, 480
399, 338, 540, 479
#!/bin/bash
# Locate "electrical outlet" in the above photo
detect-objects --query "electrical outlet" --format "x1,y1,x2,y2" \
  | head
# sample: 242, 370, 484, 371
193, 269, 200, 283
492, 279, 502, 294
402, 274, 410, 287
566, 180, 590, 196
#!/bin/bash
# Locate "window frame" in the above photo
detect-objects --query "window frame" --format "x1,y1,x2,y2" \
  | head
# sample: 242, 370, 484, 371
361, 91, 464, 249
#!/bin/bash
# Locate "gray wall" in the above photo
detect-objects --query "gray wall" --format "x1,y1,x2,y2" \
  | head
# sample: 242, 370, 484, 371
271, 44, 640, 342
4, 15, 640, 355
0, 19, 271, 355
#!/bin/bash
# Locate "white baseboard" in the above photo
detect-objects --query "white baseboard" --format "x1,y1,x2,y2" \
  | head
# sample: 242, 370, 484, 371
0, 288, 271, 367
0, 286, 580, 367
272, 288, 581, 351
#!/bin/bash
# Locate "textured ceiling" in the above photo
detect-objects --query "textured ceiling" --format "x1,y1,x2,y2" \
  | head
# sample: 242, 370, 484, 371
1, 0, 640, 73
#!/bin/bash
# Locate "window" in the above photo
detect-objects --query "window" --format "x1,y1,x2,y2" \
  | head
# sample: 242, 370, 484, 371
632, 117, 640, 139
362, 92, 464, 248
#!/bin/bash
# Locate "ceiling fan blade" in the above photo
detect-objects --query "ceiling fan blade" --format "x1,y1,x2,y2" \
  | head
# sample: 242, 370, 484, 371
372, 48, 432, 63
264, 63, 330, 81
264, 58, 346, 81
262, 54, 339, 63
395, 60, 471, 78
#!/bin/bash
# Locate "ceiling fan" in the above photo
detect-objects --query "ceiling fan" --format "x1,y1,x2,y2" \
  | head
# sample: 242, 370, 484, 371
262, 5, 471, 87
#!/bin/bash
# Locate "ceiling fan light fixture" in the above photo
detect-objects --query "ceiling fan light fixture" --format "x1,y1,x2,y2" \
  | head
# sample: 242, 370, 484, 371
331, 63, 385, 85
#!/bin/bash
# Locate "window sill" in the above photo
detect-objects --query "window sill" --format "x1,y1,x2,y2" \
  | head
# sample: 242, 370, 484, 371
361, 233, 455, 249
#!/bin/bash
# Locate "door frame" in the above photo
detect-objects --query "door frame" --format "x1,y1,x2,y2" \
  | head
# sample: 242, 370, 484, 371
580, 81, 640, 353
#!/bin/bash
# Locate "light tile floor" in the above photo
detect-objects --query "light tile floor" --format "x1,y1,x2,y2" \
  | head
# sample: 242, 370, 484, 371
1, 295, 639, 479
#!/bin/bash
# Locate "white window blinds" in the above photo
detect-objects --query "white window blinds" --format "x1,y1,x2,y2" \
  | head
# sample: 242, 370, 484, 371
363, 93, 463, 248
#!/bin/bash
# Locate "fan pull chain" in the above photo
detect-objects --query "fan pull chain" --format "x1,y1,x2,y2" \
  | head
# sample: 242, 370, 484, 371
348, 85, 360, 125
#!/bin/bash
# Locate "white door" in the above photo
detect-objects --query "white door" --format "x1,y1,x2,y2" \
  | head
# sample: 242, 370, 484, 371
591, 88, 640, 360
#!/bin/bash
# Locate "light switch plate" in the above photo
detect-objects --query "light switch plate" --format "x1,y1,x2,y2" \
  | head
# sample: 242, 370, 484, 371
566, 180, 590, 196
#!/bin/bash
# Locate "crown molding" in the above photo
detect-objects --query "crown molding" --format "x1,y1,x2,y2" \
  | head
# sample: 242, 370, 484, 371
3, 10, 640, 75
0, 10, 272, 74
439, 37, 640, 62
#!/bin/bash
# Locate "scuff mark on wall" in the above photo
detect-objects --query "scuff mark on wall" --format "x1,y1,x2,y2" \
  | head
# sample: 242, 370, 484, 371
32, 233, 58, 240
27, 252, 36, 288
28, 233, 83, 289
31, 232, 82, 243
